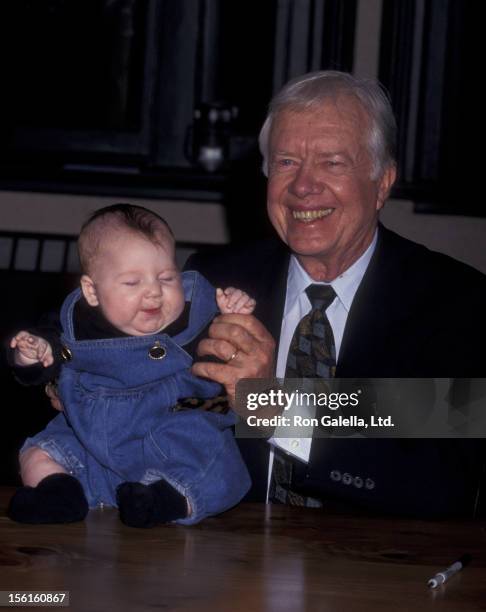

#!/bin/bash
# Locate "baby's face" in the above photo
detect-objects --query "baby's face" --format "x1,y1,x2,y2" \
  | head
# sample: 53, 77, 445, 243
83, 229, 185, 336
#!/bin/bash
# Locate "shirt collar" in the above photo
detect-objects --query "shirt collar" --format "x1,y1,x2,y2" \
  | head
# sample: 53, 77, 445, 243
285, 230, 378, 315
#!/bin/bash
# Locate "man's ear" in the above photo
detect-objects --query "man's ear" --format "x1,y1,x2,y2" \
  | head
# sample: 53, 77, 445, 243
80, 275, 99, 306
376, 164, 397, 211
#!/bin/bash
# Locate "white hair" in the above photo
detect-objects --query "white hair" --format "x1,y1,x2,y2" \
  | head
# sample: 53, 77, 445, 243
258, 70, 397, 180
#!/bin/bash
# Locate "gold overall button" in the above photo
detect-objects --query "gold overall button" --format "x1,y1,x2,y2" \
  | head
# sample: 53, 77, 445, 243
61, 346, 72, 362
149, 341, 166, 360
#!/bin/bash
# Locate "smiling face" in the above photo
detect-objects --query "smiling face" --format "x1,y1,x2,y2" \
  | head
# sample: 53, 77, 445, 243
266, 96, 396, 280
80, 228, 185, 336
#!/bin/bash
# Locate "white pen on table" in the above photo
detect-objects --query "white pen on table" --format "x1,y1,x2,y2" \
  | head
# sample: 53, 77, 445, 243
427, 554, 472, 588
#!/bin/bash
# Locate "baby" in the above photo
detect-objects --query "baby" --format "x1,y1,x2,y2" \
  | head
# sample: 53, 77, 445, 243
8, 204, 253, 527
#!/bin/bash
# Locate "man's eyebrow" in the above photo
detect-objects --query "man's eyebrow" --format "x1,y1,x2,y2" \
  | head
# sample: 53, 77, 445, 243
272, 148, 351, 157
315, 150, 348, 158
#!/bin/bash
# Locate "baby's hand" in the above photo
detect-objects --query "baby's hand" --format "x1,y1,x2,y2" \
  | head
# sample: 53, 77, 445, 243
10, 332, 54, 367
216, 287, 256, 315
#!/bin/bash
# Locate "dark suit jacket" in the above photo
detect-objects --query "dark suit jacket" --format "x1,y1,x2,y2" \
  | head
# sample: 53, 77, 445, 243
186, 225, 486, 518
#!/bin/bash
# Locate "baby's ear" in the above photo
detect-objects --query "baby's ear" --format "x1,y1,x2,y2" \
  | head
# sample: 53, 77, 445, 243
80, 275, 99, 306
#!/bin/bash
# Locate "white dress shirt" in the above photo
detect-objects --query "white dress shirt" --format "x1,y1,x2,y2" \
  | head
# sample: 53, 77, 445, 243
266, 233, 378, 497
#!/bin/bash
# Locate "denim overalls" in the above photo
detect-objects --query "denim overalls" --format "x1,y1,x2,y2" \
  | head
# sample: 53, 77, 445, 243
21, 271, 250, 524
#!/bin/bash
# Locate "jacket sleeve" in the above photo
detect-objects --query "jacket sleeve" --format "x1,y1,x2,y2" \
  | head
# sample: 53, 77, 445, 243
7, 311, 64, 386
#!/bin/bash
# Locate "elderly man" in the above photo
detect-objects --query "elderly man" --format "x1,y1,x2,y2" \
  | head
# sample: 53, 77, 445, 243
190, 71, 486, 517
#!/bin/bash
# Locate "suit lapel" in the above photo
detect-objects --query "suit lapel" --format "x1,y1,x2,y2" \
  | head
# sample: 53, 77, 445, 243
336, 225, 404, 376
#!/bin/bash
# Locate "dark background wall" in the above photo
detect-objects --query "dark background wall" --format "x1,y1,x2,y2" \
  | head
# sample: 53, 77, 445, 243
0, 0, 480, 217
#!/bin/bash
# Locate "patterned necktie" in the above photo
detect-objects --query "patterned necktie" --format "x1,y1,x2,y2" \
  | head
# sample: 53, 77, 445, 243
285, 284, 337, 378
270, 284, 337, 506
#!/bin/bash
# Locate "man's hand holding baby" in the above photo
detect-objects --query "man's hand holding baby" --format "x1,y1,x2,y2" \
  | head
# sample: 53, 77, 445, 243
11, 332, 54, 368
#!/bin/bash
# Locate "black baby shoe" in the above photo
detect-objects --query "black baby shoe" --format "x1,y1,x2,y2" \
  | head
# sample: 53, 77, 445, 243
116, 479, 187, 528
7, 473, 89, 524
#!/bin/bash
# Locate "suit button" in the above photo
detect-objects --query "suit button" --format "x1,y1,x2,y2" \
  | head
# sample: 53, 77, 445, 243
353, 476, 364, 488
342, 472, 352, 485
365, 478, 375, 490
330, 470, 341, 482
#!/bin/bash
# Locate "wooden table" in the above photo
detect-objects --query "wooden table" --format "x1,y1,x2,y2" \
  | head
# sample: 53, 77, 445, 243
1, 488, 485, 611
